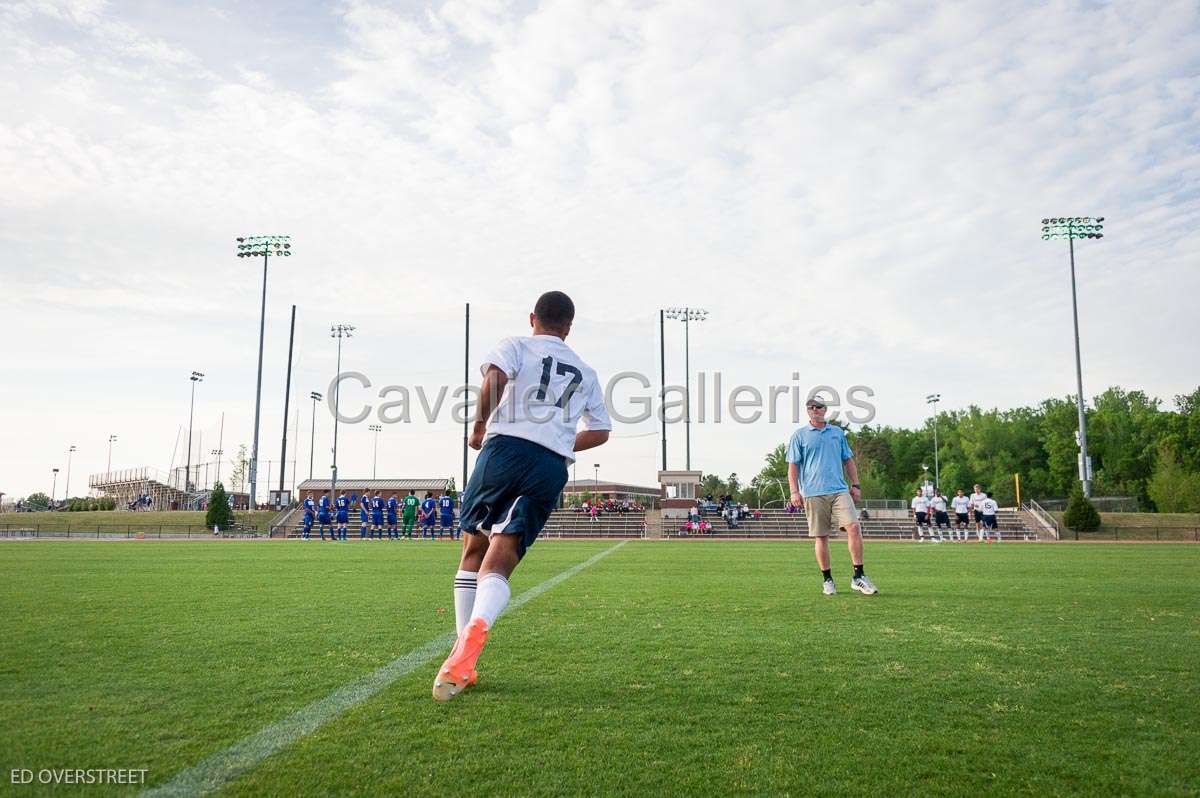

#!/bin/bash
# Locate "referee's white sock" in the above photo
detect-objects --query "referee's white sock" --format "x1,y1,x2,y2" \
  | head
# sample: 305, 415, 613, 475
469, 573, 511, 629
453, 570, 477, 634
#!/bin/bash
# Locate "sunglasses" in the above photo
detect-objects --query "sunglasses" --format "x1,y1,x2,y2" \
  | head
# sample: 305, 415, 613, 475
806, 404, 826, 410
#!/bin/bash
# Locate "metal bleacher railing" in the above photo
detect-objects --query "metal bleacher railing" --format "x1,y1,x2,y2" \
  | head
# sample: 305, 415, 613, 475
1022, 499, 1060, 540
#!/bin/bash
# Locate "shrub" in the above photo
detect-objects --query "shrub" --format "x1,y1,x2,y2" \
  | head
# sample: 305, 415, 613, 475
206, 482, 235, 530
1063, 486, 1101, 531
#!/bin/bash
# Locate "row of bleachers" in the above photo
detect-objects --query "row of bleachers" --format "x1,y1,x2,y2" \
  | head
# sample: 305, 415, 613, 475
666, 508, 1037, 539
273, 507, 1035, 541
277, 509, 648, 539
542, 510, 645, 538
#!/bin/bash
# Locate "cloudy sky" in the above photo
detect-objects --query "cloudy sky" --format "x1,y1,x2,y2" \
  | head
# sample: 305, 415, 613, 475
1, 0, 1197, 502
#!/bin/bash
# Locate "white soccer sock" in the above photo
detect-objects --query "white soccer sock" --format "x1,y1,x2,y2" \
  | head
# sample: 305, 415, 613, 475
453, 569, 478, 634
469, 573, 511, 629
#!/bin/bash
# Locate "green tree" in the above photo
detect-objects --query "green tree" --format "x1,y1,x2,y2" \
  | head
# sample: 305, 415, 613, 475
445, 477, 458, 501
1146, 444, 1200, 513
229, 445, 248, 494
206, 482, 235, 530
698, 474, 725, 498
1063, 486, 1101, 531
24, 492, 51, 511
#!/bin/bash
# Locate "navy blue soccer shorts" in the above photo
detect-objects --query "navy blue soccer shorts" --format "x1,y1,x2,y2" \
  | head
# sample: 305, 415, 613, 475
336, 511, 348, 524
460, 434, 568, 560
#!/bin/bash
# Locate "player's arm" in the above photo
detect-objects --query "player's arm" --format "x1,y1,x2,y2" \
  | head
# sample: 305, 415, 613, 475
470, 365, 509, 449
787, 462, 803, 507
844, 456, 861, 501
573, 429, 609, 452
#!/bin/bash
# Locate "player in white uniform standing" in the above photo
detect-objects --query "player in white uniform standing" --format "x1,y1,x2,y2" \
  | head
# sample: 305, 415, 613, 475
951, 489, 971, 541
433, 291, 612, 702
929, 489, 949, 543
969, 484, 988, 541
981, 493, 1000, 542
911, 488, 931, 541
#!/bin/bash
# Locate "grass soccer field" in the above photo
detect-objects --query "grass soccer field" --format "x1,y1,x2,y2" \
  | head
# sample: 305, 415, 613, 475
0, 511, 278, 535
2, 540, 1197, 797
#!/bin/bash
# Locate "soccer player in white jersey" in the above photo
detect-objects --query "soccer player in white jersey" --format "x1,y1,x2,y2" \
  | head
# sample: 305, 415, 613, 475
911, 488, 931, 541
981, 492, 1000, 542
969, 483, 987, 539
929, 489, 949, 542
951, 489, 971, 540
433, 291, 612, 701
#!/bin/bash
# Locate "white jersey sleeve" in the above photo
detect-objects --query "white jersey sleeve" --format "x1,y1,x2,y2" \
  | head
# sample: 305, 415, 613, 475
481, 337, 523, 379
480, 335, 610, 462
579, 375, 612, 432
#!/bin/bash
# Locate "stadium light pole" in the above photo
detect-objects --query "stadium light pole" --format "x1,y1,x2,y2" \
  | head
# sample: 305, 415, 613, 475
64, 445, 77, 501
1042, 216, 1104, 498
278, 304, 297, 500
926, 394, 941, 490
51, 468, 59, 503
211, 449, 224, 483
330, 324, 355, 501
185, 371, 204, 492
659, 309, 667, 471
309, 391, 322, 480
664, 307, 709, 471
236, 234, 292, 510
106, 435, 117, 475
369, 424, 382, 479
593, 463, 600, 497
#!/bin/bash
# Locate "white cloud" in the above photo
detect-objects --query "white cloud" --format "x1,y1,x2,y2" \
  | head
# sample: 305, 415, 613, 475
0, 0, 1197, 500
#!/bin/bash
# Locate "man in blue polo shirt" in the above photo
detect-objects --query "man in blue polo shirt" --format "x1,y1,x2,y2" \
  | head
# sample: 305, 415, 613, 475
786, 395, 879, 597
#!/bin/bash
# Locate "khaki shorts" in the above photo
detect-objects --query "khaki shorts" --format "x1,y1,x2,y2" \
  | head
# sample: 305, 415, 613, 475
803, 492, 857, 537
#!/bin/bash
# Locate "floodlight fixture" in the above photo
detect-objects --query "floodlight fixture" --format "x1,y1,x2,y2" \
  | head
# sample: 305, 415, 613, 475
237, 234, 293, 509
1040, 215, 1106, 497
661, 307, 709, 470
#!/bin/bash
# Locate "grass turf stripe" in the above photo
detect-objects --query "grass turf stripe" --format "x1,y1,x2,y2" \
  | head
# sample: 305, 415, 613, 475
140, 540, 629, 797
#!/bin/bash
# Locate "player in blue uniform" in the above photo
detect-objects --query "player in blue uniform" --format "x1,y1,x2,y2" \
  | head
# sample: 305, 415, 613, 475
439, 493, 456, 539
421, 492, 438, 539
317, 493, 333, 541
335, 491, 350, 541
370, 493, 385, 539
358, 493, 371, 539
302, 496, 315, 540
387, 494, 399, 540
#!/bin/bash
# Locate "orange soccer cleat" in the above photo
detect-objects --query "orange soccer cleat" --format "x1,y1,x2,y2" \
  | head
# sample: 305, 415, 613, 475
432, 617, 489, 701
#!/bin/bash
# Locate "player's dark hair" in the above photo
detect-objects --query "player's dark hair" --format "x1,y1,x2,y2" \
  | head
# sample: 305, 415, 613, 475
534, 291, 575, 333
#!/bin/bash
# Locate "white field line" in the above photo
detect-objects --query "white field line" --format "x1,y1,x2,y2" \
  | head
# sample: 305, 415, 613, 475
140, 540, 630, 798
